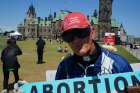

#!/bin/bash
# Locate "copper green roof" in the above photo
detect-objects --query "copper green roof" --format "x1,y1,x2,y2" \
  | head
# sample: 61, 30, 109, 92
89, 16, 98, 25
45, 21, 51, 26
33, 18, 51, 26
53, 16, 60, 21
17, 22, 24, 27
34, 18, 38, 24
89, 16, 120, 27
58, 10, 69, 20
39, 20, 45, 26
111, 19, 120, 28
52, 10, 69, 21
18, 10, 120, 28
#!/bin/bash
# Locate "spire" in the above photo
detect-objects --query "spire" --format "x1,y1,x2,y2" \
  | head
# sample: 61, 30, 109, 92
93, 9, 98, 18
27, 4, 36, 19
48, 8, 53, 21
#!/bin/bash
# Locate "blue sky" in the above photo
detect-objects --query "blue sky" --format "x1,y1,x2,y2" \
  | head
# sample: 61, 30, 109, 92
0, 0, 140, 37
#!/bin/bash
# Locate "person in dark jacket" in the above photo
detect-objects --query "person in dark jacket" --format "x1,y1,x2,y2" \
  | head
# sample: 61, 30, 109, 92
55, 12, 133, 80
36, 36, 46, 64
1, 38, 22, 91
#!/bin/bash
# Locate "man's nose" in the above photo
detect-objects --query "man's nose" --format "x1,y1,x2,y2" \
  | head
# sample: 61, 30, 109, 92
72, 36, 82, 43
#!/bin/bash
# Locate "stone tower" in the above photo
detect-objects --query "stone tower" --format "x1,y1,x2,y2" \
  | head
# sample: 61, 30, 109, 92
98, 0, 113, 41
24, 4, 38, 38
27, 4, 36, 19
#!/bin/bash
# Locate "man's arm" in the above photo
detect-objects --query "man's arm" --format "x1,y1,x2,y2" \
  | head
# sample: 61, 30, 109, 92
55, 62, 68, 80
112, 53, 133, 73
1, 49, 5, 63
36, 40, 39, 45
43, 40, 46, 45
16, 45, 22, 55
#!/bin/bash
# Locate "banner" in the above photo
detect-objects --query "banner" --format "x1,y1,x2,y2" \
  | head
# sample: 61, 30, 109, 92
20, 72, 140, 93
104, 32, 115, 45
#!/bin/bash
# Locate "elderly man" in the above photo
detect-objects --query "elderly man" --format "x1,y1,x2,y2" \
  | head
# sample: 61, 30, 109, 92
55, 12, 132, 80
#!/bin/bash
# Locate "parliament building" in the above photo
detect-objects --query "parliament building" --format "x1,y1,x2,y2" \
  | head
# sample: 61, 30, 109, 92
17, 3, 122, 41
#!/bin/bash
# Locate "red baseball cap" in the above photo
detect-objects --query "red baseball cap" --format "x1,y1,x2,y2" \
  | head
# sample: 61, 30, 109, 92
61, 12, 90, 33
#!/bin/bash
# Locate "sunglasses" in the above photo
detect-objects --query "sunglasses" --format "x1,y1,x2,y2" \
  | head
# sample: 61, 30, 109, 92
62, 28, 90, 43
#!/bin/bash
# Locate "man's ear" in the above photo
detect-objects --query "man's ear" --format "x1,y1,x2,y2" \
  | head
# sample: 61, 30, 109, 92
90, 28, 97, 40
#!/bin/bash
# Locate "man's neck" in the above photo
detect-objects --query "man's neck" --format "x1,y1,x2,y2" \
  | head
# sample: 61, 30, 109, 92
89, 41, 96, 55
83, 41, 101, 63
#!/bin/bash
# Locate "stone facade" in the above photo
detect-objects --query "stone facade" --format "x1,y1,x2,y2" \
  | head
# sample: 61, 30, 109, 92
98, 0, 113, 41
17, 5, 69, 39
18, 2, 120, 41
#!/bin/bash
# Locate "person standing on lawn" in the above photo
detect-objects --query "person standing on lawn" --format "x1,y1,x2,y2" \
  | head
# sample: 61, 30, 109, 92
36, 36, 46, 64
1, 38, 22, 92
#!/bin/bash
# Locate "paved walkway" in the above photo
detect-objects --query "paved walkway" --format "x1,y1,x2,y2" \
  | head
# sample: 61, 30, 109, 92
125, 45, 140, 60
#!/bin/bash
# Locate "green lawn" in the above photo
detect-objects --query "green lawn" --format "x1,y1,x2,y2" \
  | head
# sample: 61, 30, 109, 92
116, 45, 140, 63
0, 38, 69, 91
0, 38, 139, 91
0, 36, 6, 50
0, 37, 6, 77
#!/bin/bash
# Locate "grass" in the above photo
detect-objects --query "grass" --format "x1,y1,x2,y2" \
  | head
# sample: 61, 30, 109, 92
0, 37, 6, 76
0, 39, 70, 91
116, 45, 140, 63
0, 38, 139, 92
0, 36, 6, 50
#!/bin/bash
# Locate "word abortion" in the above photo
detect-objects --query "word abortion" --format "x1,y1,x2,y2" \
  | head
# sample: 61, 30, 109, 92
21, 72, 140, 93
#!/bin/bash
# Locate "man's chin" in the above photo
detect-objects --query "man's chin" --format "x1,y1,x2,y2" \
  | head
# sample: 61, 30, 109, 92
74, 45, 90, 56
76, 51, 87, 56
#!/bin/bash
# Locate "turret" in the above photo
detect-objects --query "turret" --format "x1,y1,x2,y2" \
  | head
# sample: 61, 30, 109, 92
27, 4, 36, 19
